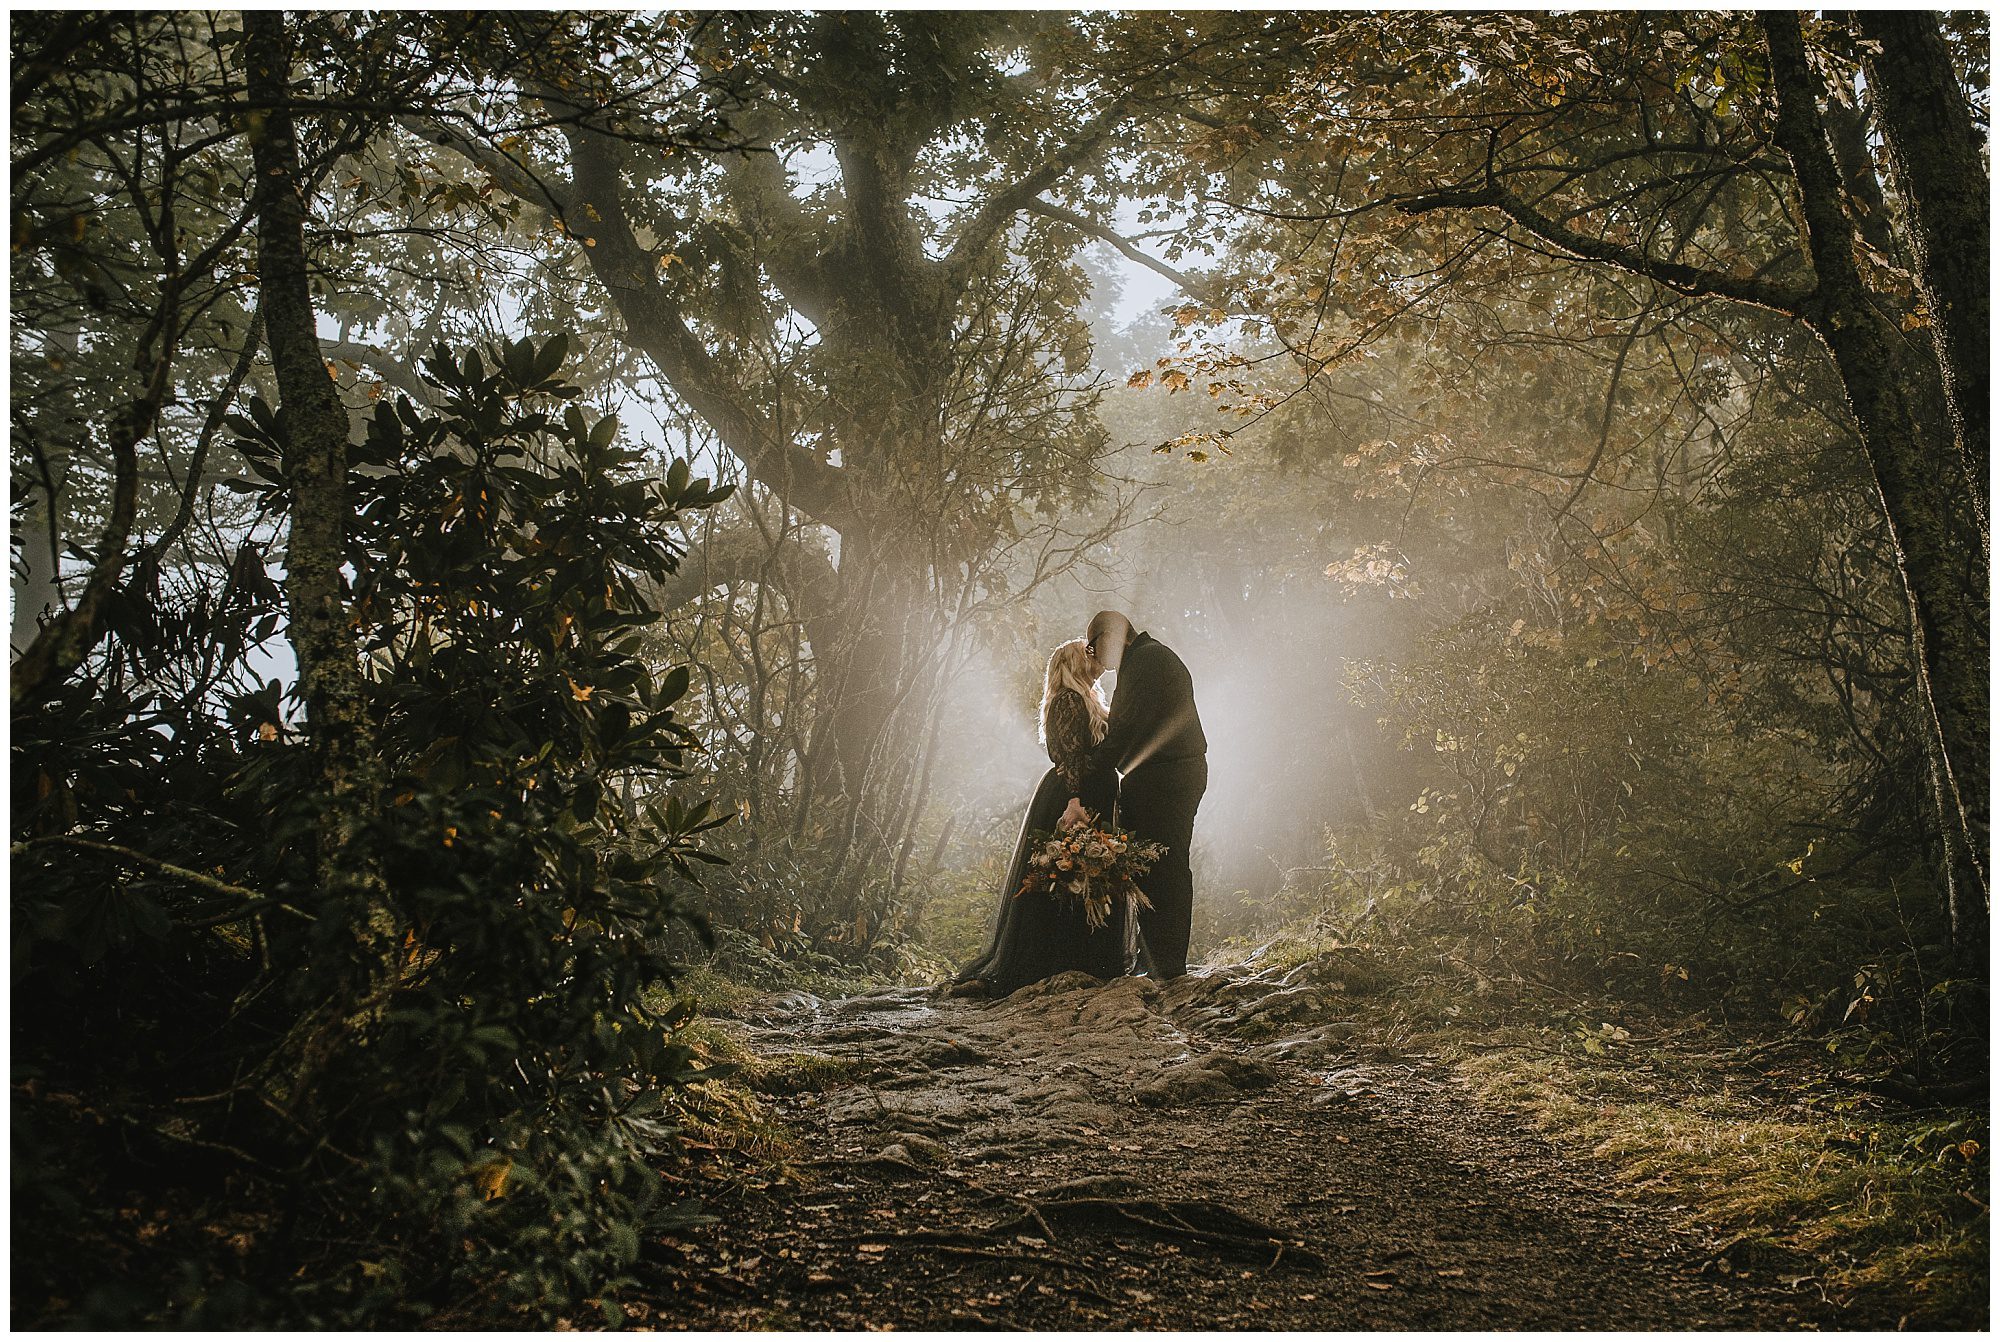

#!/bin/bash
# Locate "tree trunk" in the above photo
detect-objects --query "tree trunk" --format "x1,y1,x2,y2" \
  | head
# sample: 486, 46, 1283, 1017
1855, 9, 1990, 535
243, 11, 388, 936
1821, 83, 1901, 266
1763, 11, 1988, 951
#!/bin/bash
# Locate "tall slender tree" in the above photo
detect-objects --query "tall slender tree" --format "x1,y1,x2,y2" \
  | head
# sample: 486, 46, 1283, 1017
242, 10, 386, 929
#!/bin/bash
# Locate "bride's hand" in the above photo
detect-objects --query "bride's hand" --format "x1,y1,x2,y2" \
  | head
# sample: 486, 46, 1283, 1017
1059, 798, 1088, 830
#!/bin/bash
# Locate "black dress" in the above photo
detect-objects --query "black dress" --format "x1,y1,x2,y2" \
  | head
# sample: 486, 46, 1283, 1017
954, 689, 1128, 994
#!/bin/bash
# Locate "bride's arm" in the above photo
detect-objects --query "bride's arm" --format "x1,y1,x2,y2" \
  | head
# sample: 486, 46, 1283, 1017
1046, 691, 1091, 798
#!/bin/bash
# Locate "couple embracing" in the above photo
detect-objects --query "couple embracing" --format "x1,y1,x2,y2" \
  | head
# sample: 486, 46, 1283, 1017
954, 611, 1207, 997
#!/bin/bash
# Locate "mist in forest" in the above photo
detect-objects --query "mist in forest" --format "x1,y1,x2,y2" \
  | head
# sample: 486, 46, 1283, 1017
12, 10, 1986, 1329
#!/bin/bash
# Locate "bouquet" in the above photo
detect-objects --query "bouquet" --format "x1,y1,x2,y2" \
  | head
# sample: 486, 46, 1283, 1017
1016, 814, 1165, 931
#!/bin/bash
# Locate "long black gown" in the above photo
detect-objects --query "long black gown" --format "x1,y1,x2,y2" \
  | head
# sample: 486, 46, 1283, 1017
954, 689, 1129, 994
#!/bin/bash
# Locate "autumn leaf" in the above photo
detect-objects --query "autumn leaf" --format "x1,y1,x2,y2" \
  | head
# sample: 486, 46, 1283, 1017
1127, 369, 1153, 389
472, 1157, 512, 1201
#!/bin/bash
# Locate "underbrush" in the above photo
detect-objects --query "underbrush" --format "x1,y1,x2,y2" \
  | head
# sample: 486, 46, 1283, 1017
1216, 930, 1987, 1327
665, 927, 889, 1011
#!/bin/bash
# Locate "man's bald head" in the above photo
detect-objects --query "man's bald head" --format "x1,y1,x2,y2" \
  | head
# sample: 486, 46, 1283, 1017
1086, 610, 1135, 670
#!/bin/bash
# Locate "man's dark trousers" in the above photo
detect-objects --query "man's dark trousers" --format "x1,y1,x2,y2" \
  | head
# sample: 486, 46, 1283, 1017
1119, 756, 1206, 979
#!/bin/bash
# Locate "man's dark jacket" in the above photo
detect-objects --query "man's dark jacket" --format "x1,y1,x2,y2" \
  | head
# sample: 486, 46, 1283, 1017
1086, 632, 1206, 777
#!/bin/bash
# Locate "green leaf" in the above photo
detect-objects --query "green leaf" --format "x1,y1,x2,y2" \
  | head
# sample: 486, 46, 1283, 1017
589, 416, 620, 452
532, 331, 571, 383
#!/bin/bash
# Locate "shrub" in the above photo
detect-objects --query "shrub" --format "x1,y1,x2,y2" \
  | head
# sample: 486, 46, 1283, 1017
12, 335, 734, 1325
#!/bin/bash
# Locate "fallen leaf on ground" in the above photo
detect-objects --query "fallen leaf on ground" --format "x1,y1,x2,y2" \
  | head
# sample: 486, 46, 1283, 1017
1437, 1268, 1466, 1278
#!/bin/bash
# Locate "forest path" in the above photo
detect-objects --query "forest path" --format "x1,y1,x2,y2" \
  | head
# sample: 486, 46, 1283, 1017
633, 957, 1842, 1330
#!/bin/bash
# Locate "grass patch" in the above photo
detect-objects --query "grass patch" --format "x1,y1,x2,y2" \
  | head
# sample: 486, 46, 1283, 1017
1209, 927, 1985, 1325
667, 963, 768, 1019
1331, 964, 1987, 1327
640, 964, 869, 1169
1449, 1036, 1985, 1314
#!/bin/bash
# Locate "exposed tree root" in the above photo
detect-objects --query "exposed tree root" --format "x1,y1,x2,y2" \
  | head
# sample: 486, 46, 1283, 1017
812, 1155, 1319, 1267
804, 1153, 931, 1177
832, 1233, 1155, 1306
986, 1196, 1322, 1267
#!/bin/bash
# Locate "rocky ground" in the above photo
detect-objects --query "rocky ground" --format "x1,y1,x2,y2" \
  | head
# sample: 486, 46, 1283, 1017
617, 955, 1887, 1330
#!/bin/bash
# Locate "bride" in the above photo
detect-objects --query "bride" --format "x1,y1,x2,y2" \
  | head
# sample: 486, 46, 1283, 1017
952, 638, 1130, 996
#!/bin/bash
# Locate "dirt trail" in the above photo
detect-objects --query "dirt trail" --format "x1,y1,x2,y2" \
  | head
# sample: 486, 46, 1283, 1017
632, 958, 1851, 1330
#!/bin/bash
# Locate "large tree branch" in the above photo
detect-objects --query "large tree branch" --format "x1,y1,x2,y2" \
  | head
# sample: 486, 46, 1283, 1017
1391, 179, 1812, 317
11, 835, 315, 923
397, 114, 574, 215
656, 521, 840, 613
549, 105, 861, 534
941, 95, 1136, 292
720, 145, 840, 326
1023, 198, 1225, 308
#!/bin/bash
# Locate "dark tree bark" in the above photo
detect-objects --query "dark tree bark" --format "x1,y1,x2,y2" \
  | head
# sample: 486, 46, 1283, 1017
243, 10, 388, 935
1855, 9, 1990, 532
1763, 10, 1988, 948
1821, 90, 1901, 266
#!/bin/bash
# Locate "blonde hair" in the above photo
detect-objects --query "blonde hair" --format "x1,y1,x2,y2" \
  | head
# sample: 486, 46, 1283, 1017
1039, 638, 1108, 747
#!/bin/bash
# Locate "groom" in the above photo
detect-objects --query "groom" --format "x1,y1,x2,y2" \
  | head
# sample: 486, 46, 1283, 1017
1062, 610, 1208, 979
